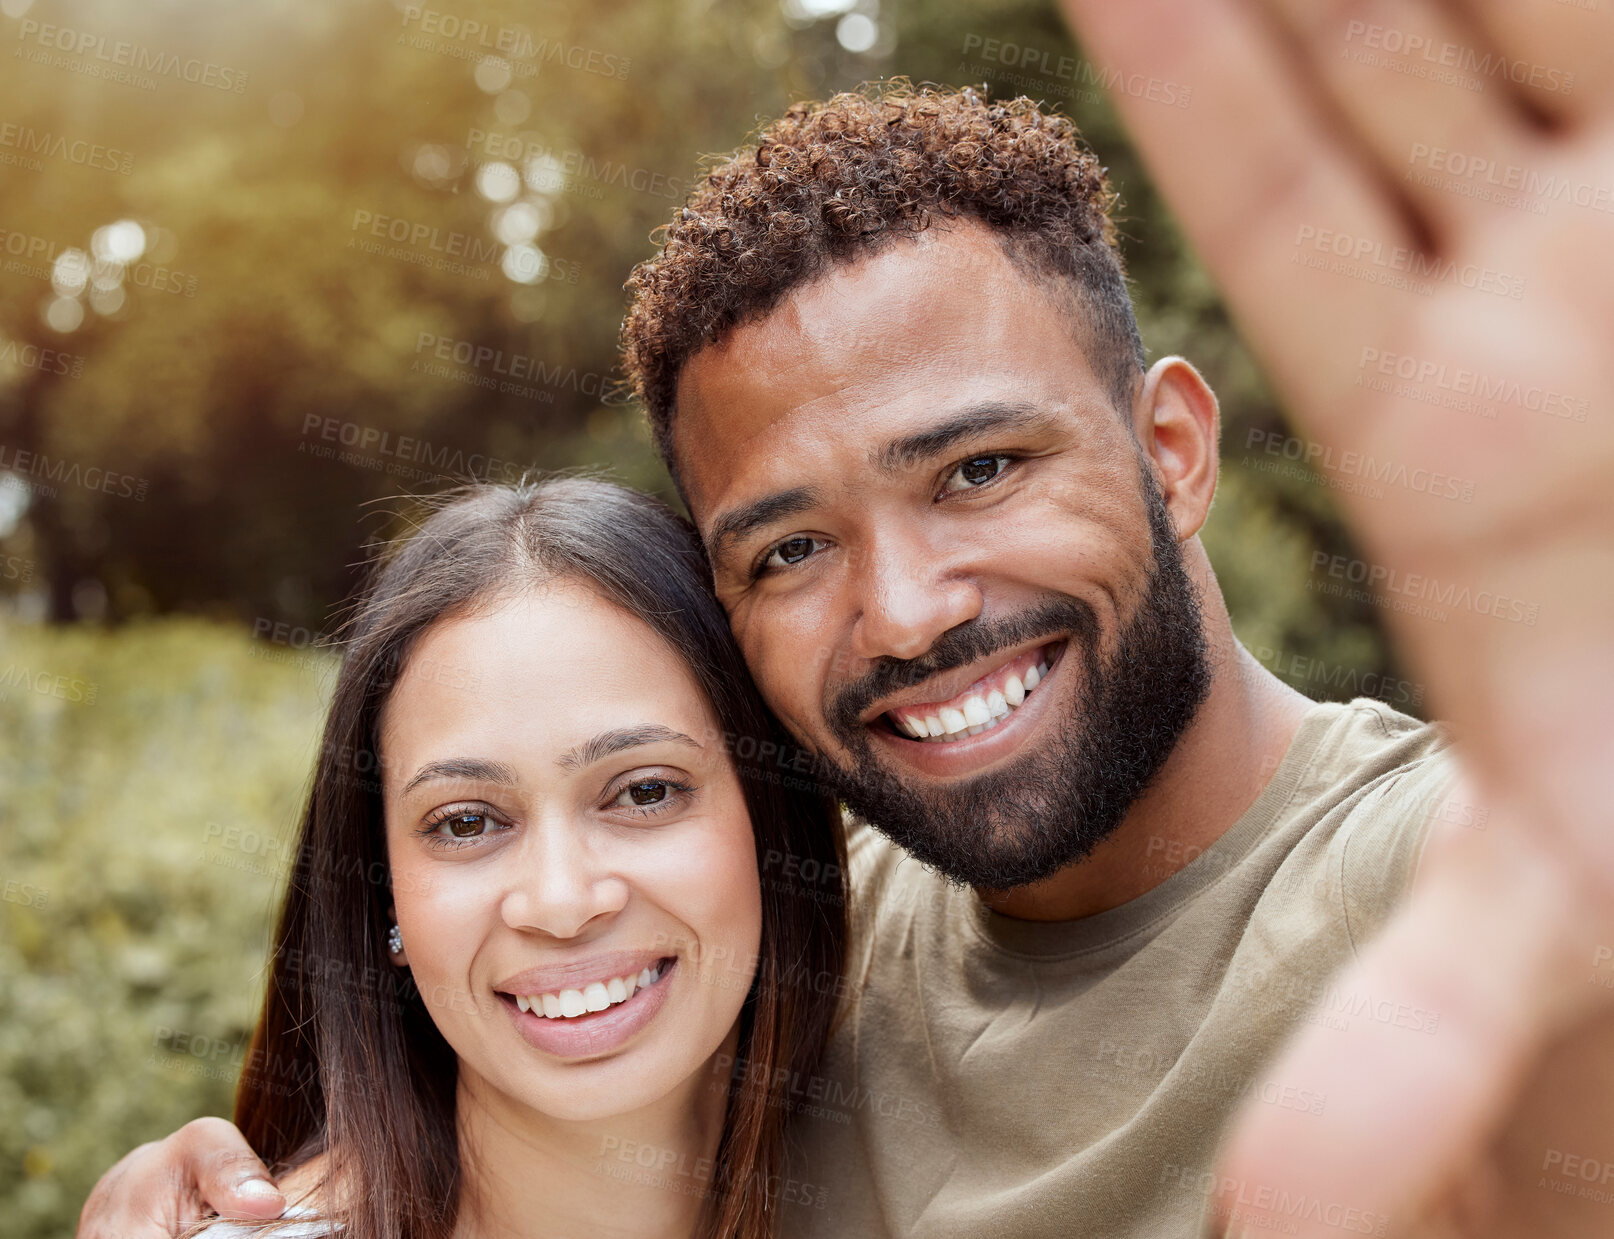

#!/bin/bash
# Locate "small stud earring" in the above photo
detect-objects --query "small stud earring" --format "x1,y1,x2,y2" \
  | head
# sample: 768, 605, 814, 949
387, 923, 404, 956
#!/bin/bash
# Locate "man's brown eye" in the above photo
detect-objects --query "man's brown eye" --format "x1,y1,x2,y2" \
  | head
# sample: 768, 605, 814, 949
942, 455, 1012, 495
959, 456, 1003, 485
777, 537, 815, 564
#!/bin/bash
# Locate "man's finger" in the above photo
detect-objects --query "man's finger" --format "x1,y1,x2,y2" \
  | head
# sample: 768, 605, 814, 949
176, 1117, 285, 1221
1210, 806, 1595, 1237
1057, 0, 1410, 438
1455, 0, 1614, 121
1253, 0, 1532, 230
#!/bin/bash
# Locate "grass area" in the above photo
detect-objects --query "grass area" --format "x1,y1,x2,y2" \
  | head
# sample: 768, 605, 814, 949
0, 619, 334, 1239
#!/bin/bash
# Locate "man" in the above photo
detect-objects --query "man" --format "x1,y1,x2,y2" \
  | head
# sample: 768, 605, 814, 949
81, 4, 1614, 1236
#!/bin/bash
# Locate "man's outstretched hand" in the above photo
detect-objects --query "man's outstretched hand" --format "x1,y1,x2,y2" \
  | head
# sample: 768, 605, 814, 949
1056, 0, 1614, 1233
76, 1118, 283, 1239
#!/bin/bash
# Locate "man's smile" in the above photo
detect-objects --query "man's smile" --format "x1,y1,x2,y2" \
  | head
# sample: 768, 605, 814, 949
859, 637, 1068, 741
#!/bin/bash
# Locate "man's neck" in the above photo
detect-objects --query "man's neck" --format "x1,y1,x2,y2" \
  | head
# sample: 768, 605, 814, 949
980, 634, 1314, 923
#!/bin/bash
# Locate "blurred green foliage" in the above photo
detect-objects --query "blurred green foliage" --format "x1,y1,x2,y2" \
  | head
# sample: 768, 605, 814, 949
0, 618, 332, 1239
0, 0, 1424, 1234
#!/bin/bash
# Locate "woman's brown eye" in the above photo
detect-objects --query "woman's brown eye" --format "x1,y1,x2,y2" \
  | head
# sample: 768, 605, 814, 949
628, 781, 667, 806
448, 814, 483, 837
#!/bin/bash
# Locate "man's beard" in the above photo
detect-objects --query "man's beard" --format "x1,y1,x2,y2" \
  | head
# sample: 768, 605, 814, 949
815, 476, 1213, 891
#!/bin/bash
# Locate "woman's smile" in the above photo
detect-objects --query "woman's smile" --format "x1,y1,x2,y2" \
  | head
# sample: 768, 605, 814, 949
499, 956, 680, 1059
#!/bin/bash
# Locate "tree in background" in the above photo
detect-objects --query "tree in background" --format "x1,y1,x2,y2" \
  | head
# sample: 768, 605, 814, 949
0, 0, 1408, 699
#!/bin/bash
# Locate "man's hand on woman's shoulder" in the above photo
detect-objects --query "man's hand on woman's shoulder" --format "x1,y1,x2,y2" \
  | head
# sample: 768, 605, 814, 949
77, 1117, 283, 1239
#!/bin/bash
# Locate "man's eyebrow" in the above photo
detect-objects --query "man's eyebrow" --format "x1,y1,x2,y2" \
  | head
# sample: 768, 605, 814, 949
402, 758, 520, 797
705, 485, 820, 562
556, 725, 701, 772
874, 402, 1058, 475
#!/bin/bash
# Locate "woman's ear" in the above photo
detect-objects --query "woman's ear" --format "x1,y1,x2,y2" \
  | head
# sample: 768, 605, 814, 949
386, 905, 409, 967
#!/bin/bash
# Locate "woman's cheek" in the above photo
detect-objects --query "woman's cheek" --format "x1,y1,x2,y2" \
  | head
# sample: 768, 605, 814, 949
661, 806, 764, 1009
392, 855, 497, 1031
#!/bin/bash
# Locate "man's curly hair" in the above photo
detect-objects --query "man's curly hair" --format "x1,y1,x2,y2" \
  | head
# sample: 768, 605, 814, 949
620, 81, 1146, 484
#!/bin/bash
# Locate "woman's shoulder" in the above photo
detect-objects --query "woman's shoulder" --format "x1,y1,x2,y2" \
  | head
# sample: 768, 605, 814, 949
192, 1158, 342, 1237
192, 1206, 341, 1238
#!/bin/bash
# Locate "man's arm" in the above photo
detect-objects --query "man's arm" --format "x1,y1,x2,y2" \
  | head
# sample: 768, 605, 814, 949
1055, 0, 1614, 1233
76, 1118, 284, 1239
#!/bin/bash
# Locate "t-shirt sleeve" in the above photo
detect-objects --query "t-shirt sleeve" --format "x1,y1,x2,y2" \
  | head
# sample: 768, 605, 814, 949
1335, 741, 1461, 955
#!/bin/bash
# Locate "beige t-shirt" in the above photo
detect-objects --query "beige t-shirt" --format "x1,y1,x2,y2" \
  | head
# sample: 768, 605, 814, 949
778, 699, 1457, 1239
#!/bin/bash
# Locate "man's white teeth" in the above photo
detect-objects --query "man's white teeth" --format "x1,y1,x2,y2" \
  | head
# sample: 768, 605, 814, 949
514, 962, 667, 1019
892, 657, 1051, 743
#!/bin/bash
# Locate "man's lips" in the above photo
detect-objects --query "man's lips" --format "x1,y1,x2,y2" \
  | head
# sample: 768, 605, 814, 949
862, 639, 1066, 738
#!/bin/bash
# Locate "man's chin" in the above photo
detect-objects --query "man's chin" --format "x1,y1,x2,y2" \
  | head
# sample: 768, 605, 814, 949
822, 754, 1117, 891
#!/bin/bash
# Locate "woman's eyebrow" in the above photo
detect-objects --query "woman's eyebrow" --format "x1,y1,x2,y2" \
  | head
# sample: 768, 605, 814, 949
402, 758, 520, 796
556, 725, 702, 771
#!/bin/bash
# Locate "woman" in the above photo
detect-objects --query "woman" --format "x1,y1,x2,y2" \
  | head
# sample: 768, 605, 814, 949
198, 476, 846, 1239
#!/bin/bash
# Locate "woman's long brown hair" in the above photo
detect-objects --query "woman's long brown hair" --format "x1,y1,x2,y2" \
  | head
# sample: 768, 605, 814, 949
233, 476, 847, 1239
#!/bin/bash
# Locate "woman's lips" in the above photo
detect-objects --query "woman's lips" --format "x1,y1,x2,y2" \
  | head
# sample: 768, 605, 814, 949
502, 957, 678, 1060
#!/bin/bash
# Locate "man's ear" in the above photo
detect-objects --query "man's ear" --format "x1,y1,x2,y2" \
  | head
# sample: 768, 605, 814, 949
1132, 356, 1220, 539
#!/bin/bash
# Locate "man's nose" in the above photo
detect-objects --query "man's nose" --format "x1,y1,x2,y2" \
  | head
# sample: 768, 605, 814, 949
847, 532, 982, 663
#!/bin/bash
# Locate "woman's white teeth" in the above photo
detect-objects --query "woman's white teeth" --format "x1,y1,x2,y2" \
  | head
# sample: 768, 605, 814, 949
893, 658, 1051, 743
516, 962, 666, 1019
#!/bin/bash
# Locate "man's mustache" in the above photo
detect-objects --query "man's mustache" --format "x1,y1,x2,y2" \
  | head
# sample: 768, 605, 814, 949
827, 596, 1100, 737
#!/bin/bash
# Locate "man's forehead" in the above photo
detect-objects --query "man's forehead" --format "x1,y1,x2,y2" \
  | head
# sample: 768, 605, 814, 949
673, 225, 1089, 525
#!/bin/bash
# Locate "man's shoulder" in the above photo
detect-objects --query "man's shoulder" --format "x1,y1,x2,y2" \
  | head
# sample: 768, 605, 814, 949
1285, 698, 1460, 946
1298, 696, 1453, 798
